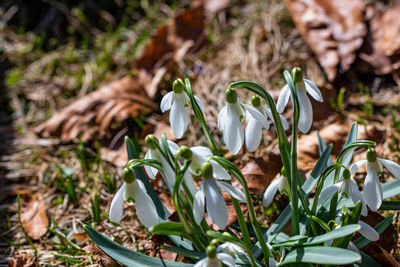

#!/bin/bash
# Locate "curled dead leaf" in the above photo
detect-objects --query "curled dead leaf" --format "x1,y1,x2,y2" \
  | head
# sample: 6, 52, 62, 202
8, 253, 38, 267
21, 197, 49, 240
285, 0, 366, 81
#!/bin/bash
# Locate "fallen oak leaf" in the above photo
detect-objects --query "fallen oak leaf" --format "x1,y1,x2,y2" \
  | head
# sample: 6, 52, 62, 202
285, 0, 366, 81
21, 196, 49, 240
363, 243, 400, 267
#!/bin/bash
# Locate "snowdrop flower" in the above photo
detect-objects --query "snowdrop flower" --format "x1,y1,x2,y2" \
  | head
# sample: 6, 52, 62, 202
245, 95, 289, 152
276, 67, 323, 133
350, 148, 400, 211
262, 168, 289, 207
160, 78, 204, 139
218, 89, 269, 155
109, 168, 159, 228
195, 245, 235, 267
317, 169, 367, 216
217, 242, 246, 255
193, 162, 246, 229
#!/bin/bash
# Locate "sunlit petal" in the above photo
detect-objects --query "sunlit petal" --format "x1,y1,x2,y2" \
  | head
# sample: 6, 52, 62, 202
144, 149, 159, 179
134, 180, 159, 228
318, 182, 342, 206
216, 181, 246, 202
167, 140, 179, 155
262, 176, 283, 207
170, 98, 188, 139
276, 85, 290, 113
245, 115, 263, 152
210, 160, 231, 180
193, 257, 208, 267
216, 253, 235, 267
183, 170, 196, 195
364, 164, 383, 211
193, 186, 205, 225
218, 105, 228, 131
109, 183, 126, 222
358, 221, 379, 241
378, 158, 400, 181
194, 96, 205, 112
349, 182, 368, 216
204, 179, 228, 229
304, 79, 323, 102
224, 104, 244, 155
349, 160, 367, 175
241, 103, 269, 129
160, 91, 174, 112
297, 88, 313, 133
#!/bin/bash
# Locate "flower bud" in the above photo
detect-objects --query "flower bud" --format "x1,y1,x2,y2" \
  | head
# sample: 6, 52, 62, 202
201, 162, 213, 179
145, 135, 158, 150
206, 245, 217, 259
343, 168, 351, 180
122, 167, 135, 183
225, 88, 237, 104
366, 148, 377, 162
291, 67, 303, 83
251, 95, 261, 107
177, 146, 192, 160
281, 167, 286, 177
173, 78, 185, 94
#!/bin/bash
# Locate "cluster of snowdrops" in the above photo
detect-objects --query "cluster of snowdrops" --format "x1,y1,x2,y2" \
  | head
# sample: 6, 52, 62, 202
86, 68, 400, 266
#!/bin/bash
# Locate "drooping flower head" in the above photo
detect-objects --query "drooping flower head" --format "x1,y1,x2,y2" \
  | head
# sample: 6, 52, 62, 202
277, 67, 323, 133
318, 168, 367, 216
193, 162, 246, 229
263, 167, 289, 207
109, 167, 159, 228
350, 147, 400, 211
160, 78, 204, 139
194, 244, 235, 267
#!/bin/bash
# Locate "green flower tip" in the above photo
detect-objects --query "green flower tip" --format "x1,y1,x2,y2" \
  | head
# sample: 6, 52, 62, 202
225, 88, 237, 104
122, 167, 136, 183
343, 169, 351, 180
173, 78, 185, 93
206, 245, 217, 259
201, 162, 213, 179
251, 95, 261, 107
177, 146, 192, 160
280, 166, 286, 177
291, 67, 303, 83
366, 148, 377, 162
145, 135, 158, 150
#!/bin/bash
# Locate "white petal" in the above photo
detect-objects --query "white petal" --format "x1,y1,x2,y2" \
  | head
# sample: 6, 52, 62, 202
193, 186, 205, 225
210, 160, 231, 180
134, 180, 159, 228
224, 104, 244, 155
109, 183, 126, 222
192, 146, 212, 157
364, 164, 383, 211
123, 182, 136, 201
170, 98, 188, 139
279, 113, 289, 130
297, 88, 313, 134
276, 84, 290, 113
194, 257, 208, 267
233, 102, 244, 119
378, 158, 400, 181
194, 96, 205, 112
245, 115, 263, 152
204, 179, 228, 229
304, 79, 323, 102
218, 105, 228, 131
216, 181, 246, 202
183, 170, 196, 196
190, 146, 212, 176
160, 156, 176, 186
144, 149, 159, 179
216, 253, 235, 267
349, 160, 367, 175
167, 140, 179, 155
241, 103, 269, 129
358, 221, 379, 241
349, 182, 368, 217
262, 176, 282, 207
318, 182, 342, 206
160, 91, 174, 112
348, 241, 361, 256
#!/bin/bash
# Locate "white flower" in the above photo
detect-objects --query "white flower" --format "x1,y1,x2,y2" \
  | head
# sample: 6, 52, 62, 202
350, 148, 400, 211
262, 174, 289, 207
160, 78, 204, 139
317, 170, 367, 216
194, 252, 235, 267
276, 68, 323, 133
193, 162, 246, 229
218, 89, 269, 155
109, 179, 159, 228
244, 95, 289, 152
217, 242, 246, 255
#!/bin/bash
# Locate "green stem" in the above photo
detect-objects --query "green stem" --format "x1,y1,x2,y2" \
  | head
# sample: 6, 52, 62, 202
232, 197, 251, 247
297, 188, 317, 236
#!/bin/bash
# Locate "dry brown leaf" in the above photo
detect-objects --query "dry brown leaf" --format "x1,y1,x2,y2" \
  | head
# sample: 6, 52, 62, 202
364, 243, 400, 267
241, 153, 282, 196
285, 0, 366, 81
83, 244, 121, 267
8, 253, 38, 267
21, 196, 49, 240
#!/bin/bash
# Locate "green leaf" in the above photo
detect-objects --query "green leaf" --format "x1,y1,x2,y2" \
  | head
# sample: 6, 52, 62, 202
161, 246, 204, 260
252, 145, 333, 257
84, 225, 192, 267
281, 246, 361, 265
352, 251, 383, 267
273, 224, 360, 248
380, 201, 400, 210
150, 222, 189, 238
354, 214, 396, 249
